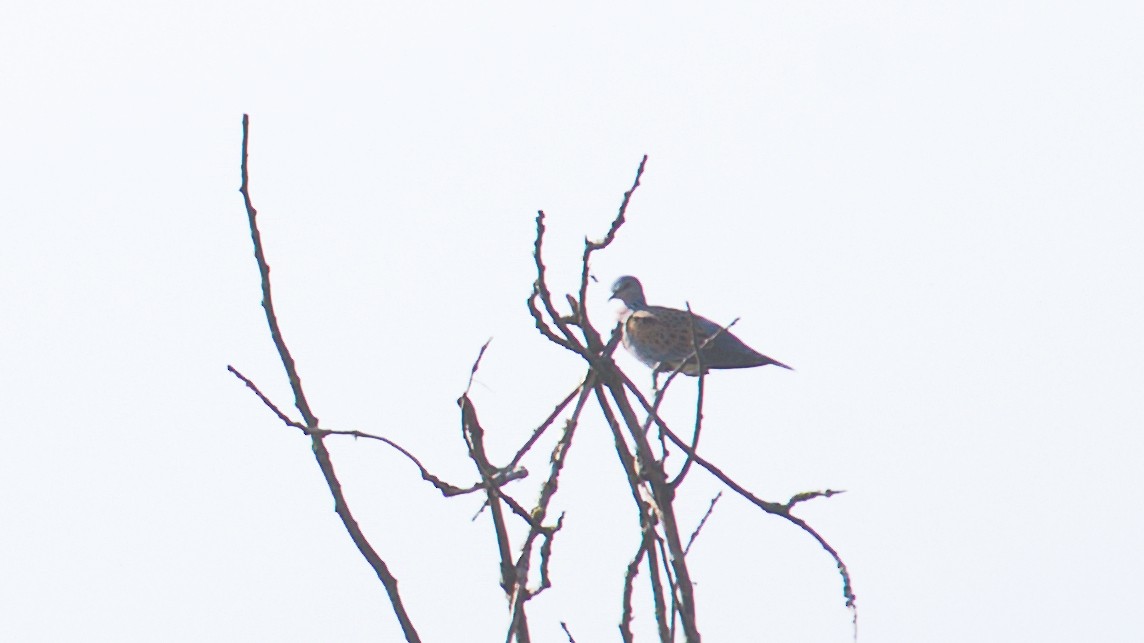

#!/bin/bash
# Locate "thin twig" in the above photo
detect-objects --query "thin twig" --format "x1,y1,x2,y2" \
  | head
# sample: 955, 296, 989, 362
466, 338, 493, 395
591, 384, 646, 510
235, 115, 421, 643
616, 365, 857, 622
528, 288, 576, 351
534, 514, 565, 598
661, 530, 682, 642
327, 427, 528, 497
460, 398, 515, 566
684, 492, 722, 555
619, 534, 647, 643
509, 377, 593, 634
239, 115, 318, 429
595, 381, 673, 642
662, 426, 857, 613
531, 210, 584, 352
228, 364, 516, 497
227, 365, 304, 429
669, 304, 707, 487
645, 528, 672, 643
576, 155, 647, 329
506, 384, 583, 472
462, 391, 528, 643
786, 489, 848, 509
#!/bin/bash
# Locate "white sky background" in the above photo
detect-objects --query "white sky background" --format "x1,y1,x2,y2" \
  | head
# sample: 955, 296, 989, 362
2, 2, 1142, 641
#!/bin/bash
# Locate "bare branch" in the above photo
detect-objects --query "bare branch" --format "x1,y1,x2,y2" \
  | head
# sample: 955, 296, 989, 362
645, 526, 673, 643
239, 115, 319, 429
506, 378, 593, 638
534, 513, 566, 598
661, 427, 857, 613
786, 488, 847, 509
684, 492, 722, 556
235, 115, 421, 643
652, 526, 690, 638
506, 383, 583, 472
599, 379, 702, 641
559, 621, 577, 643
459, 394, 516, 575
309, 439, 424, 635
531, 210, 585, 353
619, 534, 646, 643
459, 342, 557, 643
669, 304, 708, 487
465, 337, 493, 395
615, 359, 858, 621
591, 383, 645, 509
594, 382, 673, 641
576, 155, 648, 329
528, 288, 576, 351
316, 426, 528, 498
227, 365, 304, 430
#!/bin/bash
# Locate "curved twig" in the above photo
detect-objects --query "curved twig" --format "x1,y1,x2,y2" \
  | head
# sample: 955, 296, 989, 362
576, 156, 647, 329
684, 492, 722, 555
615, 362, 857, 618
235, 115, 421, 643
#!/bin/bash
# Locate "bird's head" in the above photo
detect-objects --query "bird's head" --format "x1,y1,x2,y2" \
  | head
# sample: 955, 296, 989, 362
609, 275, 647, 310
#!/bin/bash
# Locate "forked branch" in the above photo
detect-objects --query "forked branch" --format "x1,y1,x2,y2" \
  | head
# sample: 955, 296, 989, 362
232, 115, 421, 643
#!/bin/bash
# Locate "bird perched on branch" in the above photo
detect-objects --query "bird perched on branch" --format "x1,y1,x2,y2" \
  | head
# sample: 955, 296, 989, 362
609, 275, 792, 378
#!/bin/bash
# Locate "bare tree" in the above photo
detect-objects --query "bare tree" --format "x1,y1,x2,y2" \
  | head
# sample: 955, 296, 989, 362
229, 115, 856, 643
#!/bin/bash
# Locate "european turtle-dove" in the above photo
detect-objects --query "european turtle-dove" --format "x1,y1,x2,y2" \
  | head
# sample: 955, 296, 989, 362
609, 275, 792, 376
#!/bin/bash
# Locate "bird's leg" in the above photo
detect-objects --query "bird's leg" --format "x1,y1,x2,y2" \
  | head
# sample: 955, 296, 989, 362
651, 365, 663, 395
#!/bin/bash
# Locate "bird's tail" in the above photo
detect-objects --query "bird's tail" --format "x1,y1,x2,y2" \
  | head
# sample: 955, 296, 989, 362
767, 356, 794, 371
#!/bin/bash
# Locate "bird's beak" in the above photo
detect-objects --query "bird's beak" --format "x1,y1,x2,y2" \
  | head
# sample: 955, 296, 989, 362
608, 293, 618, 301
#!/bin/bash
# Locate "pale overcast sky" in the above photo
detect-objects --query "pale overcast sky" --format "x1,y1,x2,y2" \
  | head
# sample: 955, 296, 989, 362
2, 2, 1142, 642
